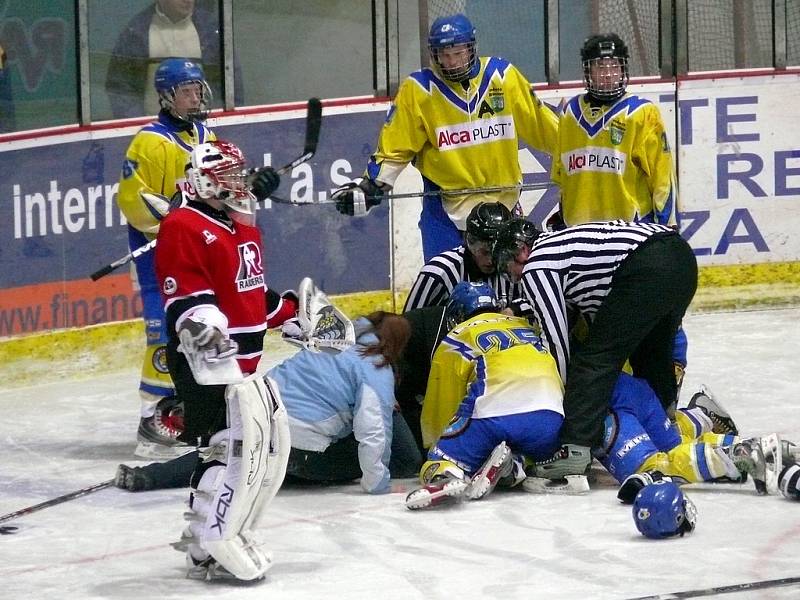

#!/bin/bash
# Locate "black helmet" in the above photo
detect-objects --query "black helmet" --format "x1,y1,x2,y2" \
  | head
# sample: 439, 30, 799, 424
580, 33, 629, 102
465, 202, 512, 245
491, 218, 540, 275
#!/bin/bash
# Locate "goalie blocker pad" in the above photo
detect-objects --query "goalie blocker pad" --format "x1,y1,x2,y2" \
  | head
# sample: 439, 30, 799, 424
191, 374, 290, 580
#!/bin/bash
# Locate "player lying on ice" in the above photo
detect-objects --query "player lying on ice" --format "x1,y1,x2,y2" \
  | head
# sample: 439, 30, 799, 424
406, 282, 799, 509
116, 278, 423, 497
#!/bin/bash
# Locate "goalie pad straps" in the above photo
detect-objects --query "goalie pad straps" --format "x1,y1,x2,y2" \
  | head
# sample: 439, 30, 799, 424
251, 376, 291, 529
190, 375, 281, 580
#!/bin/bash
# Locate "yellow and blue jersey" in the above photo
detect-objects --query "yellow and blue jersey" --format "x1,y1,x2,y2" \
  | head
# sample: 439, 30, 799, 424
551, 93, 677, 227
421, 312, 564, 448
368, 57, 558, 229
117, 113, 215, 235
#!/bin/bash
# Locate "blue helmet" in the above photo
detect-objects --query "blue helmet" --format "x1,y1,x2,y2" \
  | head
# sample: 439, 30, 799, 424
632, 481, 697, 539
154, 58, 211, 122
445, 281, 498, 330
428, 14, 478, 82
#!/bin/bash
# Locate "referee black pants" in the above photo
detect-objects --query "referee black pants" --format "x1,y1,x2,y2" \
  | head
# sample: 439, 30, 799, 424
560, 234, 698, 449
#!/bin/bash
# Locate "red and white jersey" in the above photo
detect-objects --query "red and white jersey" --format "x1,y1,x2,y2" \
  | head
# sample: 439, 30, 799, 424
155, 202, 268, 375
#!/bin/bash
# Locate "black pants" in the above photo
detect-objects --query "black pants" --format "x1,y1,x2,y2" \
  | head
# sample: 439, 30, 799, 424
286, 412, 423, 483
560, 234, 698, 448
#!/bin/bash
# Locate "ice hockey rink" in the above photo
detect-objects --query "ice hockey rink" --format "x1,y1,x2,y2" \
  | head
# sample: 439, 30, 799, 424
2, 307, 799, 600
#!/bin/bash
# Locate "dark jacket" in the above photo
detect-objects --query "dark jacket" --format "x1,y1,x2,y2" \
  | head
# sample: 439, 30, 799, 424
105, 3, 243, 118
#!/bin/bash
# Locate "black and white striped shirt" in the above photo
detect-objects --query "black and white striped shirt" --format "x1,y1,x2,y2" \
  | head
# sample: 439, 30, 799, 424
520, 220, 677, 381
403, 245, 521, 312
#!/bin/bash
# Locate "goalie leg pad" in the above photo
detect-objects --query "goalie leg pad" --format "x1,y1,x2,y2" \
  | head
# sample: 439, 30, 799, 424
185, 376, 280, 581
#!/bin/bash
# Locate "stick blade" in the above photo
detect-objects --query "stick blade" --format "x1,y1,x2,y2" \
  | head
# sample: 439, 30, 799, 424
303, 98, 322, 157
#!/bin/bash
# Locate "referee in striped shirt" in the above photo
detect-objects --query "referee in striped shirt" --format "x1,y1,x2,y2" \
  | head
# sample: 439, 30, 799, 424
403, 202, 524, 313
493, 219, 698, 476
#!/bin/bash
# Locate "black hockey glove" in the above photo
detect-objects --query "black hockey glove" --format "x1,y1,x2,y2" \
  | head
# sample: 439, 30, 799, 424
251, 167, 281, 202
332, 178, 385, 217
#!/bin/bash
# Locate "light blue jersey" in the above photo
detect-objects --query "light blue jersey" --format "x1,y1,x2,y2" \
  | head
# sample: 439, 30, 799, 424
268, 327, 396, 494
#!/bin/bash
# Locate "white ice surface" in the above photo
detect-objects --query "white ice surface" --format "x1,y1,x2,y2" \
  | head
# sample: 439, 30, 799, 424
2, 308, 800, 600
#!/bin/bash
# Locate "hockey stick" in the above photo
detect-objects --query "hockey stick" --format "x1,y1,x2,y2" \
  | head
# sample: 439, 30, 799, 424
0, 478, 115, 533
622, 575, 800, 599
89, 98, 323, 280
89, 239, 157, 281
269, 180, 554, 207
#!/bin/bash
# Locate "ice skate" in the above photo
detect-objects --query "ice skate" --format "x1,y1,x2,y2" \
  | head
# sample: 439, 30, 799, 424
686, 385, 739, 435
727, 437, 768, 495
405, 475, 469, 510
467, 442, 513, 500
134, 396, 191, 459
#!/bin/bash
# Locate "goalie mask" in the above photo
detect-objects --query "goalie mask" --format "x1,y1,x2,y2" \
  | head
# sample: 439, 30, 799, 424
154, 58, 212, 123
633, 481, 697, 539
445, 281, 498, 330
581, 33, 629, 102
428, 14, 478, 83
189, 141, 256, 225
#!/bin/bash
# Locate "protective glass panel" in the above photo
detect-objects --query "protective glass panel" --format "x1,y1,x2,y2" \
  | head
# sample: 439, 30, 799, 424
559, 0, 660, 82
788, 0, 800, 66
0, 0, 78, 132
688, 0, 773, 71
88, 0, 223, 121
424, 0, 546, 83
233, 0, 374, 105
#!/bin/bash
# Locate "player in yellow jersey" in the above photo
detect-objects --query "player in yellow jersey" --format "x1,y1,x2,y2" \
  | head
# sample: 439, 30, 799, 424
117, 58, 279, 458
332, 14, 558, 260
551, 33, 677, 228
406, 282, 564, 509
549, 34, 688, 388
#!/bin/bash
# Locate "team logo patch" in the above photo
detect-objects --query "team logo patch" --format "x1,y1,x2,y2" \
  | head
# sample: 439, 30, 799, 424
121, 158, 138, 179
202, 229, 217, 244
163, 276, 177, 295
609, 121, 626, 145
152, 346, 170, 374
488, 88, 505, 112
236, 241, 264, 291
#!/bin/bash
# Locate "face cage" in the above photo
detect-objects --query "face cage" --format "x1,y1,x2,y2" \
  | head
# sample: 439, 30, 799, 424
430, 42, 477, 82
582, 57, 629, 101
160, 79, 213, 122
677, 497, 698, 536
492, 241, 525, 275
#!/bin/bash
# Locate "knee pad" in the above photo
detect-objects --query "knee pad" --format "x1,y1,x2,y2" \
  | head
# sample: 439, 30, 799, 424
185, 375, 290, 581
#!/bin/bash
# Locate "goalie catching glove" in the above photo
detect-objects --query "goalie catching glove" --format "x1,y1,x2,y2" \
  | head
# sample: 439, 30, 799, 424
332, 178, 388, 217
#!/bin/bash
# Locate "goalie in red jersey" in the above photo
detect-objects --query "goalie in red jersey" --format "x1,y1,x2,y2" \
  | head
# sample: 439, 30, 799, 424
154, 140, 295, 582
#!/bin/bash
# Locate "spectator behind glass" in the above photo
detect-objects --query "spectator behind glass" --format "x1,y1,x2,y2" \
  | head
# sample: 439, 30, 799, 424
105, 0, 243, 119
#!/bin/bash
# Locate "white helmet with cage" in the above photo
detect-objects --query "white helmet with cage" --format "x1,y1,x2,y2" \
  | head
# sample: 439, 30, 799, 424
188, 140, 256, 224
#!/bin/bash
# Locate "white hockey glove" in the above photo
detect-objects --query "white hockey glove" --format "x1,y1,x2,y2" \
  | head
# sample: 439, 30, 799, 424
139, 191, 187, 233
332, 178, 388, 217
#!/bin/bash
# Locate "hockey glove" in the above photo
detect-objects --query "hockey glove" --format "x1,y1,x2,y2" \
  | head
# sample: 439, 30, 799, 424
332, 178, 386, 217
178, 317, 238, 362
251, 167, 281, 202
139, 191, 187, 233
617, 471, 672, 504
